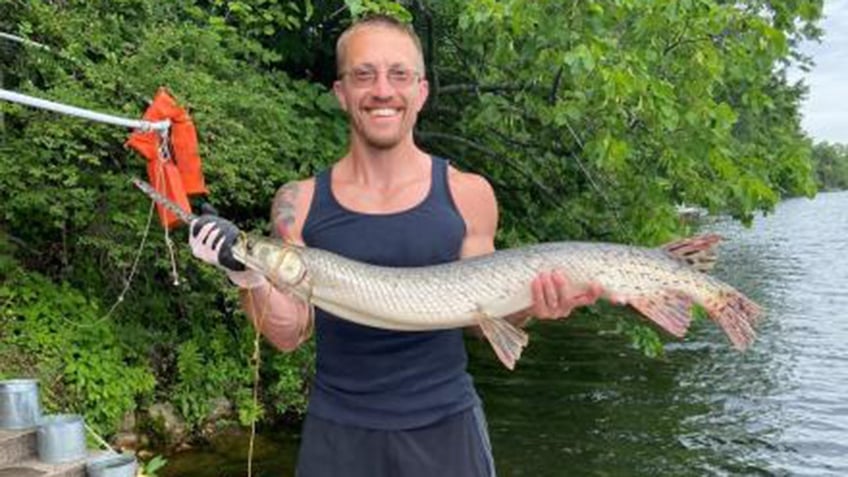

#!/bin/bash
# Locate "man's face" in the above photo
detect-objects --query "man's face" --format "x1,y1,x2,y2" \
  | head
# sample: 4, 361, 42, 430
334, 26, 429, 150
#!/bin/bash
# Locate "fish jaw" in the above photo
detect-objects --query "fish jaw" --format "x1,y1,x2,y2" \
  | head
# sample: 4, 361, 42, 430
232, 235, 309, 293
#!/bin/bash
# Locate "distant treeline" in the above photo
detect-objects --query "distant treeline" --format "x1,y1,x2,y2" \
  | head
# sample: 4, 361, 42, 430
811, 142, 848, 191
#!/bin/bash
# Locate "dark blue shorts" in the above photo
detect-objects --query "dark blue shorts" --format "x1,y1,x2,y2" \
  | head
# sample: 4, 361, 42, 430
295, 406, 496, 477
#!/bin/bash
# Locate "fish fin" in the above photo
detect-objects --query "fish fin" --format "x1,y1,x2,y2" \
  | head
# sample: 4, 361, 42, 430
477, 314, 529, 371
703, 289, 763, 350
662, 234, 722, 272
628, 290, 694, 338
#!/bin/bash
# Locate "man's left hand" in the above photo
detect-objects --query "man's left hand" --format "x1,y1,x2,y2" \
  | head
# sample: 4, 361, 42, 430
530, 270, 604, 319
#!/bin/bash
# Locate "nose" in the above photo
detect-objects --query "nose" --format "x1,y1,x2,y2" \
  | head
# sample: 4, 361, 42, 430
370, 72, 395, 99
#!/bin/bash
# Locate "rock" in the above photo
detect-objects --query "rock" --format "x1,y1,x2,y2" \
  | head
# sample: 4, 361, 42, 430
200, 398, 235, 439
208, 398, 233, 421
119, 411, 137, 433
112, 431, 140, 451
147, 402, 187, 445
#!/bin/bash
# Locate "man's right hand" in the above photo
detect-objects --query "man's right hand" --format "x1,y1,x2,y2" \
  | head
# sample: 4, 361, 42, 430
189, 215, 246, 272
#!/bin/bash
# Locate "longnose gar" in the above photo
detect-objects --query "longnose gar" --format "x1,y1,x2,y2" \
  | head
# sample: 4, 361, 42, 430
134, 178, 763, 369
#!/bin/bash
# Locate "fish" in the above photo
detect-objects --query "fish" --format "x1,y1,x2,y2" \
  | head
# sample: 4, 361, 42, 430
133, 177, 763, 369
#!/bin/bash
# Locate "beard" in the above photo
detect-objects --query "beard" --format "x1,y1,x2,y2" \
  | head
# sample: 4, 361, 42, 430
349, 110, 416, 150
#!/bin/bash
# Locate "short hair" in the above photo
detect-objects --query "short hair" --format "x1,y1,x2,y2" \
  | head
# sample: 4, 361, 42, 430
335, 14, 425, 75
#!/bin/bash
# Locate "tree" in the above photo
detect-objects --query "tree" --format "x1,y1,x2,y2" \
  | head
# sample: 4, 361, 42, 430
811, 141, 848, 190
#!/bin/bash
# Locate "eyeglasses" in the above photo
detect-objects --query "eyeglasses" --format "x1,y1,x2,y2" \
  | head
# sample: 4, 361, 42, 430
339, 66, 421, 89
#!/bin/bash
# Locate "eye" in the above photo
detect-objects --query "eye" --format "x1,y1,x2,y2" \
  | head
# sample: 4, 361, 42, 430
389, 68, 414, 85
353, 68, 376, 84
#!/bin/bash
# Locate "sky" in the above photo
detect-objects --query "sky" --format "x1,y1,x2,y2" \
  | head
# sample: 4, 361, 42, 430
792, 0, 848, 144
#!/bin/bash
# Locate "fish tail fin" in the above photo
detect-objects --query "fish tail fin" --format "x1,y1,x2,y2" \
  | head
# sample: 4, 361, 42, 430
662, 234, 722, 272
478, 315, 529, 370
703, 289, 763, 350
628, 290, 694, 338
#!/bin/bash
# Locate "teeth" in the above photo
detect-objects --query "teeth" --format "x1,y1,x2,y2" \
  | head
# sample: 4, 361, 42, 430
370, 108, 399, 117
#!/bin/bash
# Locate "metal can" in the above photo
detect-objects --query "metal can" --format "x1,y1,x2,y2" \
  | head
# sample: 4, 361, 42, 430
0, 379, 42, 430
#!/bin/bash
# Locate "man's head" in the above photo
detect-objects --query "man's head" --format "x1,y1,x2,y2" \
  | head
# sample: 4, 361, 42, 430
333, 15, 429, 150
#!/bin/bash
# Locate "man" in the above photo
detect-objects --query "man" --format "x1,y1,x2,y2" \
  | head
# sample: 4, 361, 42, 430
190, 14, 603, 477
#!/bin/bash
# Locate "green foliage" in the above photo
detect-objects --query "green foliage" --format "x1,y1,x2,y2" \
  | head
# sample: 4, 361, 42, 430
172, 331, 251, 427
344, 0, 412, 22
1, 0, 343, 439
141, 455, 168, 477
0, 268, 155, 433
811, 142, 848, 190
421, 0, 820, 240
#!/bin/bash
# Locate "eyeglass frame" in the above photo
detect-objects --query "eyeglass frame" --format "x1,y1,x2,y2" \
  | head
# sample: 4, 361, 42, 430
338, 64, 423, 89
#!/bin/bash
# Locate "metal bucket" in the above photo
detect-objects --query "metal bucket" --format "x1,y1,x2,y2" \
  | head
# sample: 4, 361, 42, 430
86, 453, 138, 477
36, 414, 87, 464
0, 379, 42, 430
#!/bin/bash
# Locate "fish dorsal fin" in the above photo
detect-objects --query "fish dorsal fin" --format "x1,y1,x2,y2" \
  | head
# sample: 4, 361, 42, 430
661, 234, 722, 272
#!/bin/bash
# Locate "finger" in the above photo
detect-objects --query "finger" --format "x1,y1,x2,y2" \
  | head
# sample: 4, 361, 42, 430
569, 282, 603, 306
541, 271, 560, 311
552, 271, 580, 317
550, 270, 569, 292
530, 275, 548, 317
192, 221, 214, 244
203, 226, 220, 247
191, 216, 214, 237
211, 228, 228, 251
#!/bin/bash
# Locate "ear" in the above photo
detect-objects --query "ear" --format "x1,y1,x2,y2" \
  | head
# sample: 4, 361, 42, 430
333, 80, 349, 113
414, 78, 430, 113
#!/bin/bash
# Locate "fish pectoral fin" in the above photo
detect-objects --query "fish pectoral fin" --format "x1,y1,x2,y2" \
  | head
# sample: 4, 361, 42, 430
628, 290, 694, 338
476, 312, 529, 371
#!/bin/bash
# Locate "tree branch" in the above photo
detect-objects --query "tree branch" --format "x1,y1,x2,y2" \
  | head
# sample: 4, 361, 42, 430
437, 83, 536, 95
548, 66, 564, 105
415, 130, 561, 208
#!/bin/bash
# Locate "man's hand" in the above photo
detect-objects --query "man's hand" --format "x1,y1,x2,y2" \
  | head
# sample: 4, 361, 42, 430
530, 270, 603, 319
189, 215, 245, 271
190, 215, 268, 289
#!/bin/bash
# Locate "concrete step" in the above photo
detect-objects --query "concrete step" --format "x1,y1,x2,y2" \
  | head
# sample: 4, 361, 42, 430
0, 429, 37, 467
0, 428, 109, 477
0, 456, 87, 477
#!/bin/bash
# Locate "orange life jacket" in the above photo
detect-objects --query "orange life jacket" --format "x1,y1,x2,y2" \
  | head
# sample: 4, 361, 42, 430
126, 88, 207, 229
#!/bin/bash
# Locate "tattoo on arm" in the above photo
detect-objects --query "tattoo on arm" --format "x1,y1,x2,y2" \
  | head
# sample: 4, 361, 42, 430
271, 182, 299, 239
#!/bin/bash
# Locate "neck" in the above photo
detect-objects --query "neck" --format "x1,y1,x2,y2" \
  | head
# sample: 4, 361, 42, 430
339, 135, 430, 187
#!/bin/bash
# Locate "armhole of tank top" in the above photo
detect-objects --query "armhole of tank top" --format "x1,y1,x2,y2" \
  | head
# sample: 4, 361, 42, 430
300, 174, 323, 246
440, 158, 468, 228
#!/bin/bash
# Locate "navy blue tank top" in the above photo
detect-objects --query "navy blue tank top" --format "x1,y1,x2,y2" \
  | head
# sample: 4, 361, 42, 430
301, 156, 479, 430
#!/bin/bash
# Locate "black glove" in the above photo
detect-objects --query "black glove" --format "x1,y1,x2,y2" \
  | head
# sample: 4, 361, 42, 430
189, 215, 245, 271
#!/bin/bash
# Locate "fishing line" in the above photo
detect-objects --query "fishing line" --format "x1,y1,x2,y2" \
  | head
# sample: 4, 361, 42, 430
55, 141, 178, 329
245, 285, 272, 477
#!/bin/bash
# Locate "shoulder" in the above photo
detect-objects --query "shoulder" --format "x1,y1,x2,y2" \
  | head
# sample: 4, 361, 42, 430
446, 165, 498, 257
270, 177, 315, 244
447, 165, 497, 223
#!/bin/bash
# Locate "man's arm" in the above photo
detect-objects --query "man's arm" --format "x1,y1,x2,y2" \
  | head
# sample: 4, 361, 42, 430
239, 179, 315, 351
448, 167, 602, 329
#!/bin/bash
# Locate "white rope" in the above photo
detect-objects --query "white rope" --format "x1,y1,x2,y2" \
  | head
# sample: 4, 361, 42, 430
0, 89, 170, 133
0, 32, 50, 51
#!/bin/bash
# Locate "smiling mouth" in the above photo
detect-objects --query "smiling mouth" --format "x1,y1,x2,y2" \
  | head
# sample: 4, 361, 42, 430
366, 107, 402, 118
